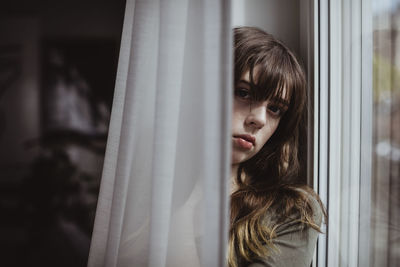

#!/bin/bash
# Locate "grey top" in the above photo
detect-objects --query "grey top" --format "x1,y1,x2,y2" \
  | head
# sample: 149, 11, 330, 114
246, 194, 323, 267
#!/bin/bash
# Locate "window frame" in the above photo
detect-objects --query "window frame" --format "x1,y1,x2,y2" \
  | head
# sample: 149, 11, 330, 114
313, 0, 373, 266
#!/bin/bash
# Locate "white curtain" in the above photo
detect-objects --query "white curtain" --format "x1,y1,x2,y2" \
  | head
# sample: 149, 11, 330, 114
87, 0, 232, 266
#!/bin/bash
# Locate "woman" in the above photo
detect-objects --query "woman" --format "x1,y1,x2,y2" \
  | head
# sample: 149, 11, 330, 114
229, 27, 326, 267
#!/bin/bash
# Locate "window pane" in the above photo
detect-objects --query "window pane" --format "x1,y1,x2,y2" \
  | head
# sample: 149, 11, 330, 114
372, 0, 400, 265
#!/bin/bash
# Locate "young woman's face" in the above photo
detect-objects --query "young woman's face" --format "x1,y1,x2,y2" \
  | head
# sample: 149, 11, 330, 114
231, 68, 289, 165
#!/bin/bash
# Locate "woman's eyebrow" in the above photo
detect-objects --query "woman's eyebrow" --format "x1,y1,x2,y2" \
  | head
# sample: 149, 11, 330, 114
237, 80, 251, 86
236, 81, 290, 107
271, 97, 290, 108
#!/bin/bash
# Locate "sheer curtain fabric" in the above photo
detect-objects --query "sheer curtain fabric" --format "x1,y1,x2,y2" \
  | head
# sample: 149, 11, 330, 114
87, 0, 232, 266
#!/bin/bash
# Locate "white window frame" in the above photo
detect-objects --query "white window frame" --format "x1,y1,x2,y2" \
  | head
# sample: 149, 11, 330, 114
313, 0, 373, 266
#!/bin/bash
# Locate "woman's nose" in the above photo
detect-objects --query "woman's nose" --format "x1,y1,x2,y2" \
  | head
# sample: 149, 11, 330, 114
244, 104, 266, 129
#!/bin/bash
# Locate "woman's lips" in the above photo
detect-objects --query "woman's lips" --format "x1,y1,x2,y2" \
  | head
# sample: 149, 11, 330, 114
233, 135, 255, 150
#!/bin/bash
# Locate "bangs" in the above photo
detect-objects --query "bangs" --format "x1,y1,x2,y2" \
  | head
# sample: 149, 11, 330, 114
246, 48, 298, 105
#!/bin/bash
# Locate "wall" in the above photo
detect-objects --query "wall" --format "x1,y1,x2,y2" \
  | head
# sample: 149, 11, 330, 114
232, 0, 301, 56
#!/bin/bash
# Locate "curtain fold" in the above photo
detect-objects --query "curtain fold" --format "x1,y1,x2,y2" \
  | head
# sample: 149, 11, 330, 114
87, 0, 232, 266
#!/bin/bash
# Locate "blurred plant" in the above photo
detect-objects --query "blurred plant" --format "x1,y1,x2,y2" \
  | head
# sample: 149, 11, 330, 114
21, 147, 100, 235
373, 54, 400, 101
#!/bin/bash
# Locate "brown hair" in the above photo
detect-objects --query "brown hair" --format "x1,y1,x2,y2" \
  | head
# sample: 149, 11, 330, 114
229, 27, 326, 267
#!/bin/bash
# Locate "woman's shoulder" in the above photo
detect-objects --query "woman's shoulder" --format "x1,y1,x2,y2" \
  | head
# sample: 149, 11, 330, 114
293, 186, 324, 225
252, 186, 324, 267
262, 184, 324, 234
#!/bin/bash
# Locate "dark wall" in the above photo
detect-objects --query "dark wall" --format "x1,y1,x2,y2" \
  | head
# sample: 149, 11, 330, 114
0, 1, 126, 266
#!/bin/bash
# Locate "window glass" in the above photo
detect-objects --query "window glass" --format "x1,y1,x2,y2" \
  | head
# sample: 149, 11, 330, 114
372, 0, 400, 265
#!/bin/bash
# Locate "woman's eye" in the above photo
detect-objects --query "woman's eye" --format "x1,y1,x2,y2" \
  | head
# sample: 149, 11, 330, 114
267, 105, 283, 117
235, 88, 250, 99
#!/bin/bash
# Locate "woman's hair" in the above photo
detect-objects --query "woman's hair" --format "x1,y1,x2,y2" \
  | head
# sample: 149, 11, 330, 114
229, 27, 326, 267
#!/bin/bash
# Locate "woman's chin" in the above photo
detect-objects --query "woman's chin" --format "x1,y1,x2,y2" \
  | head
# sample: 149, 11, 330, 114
231, 152, 251, 165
